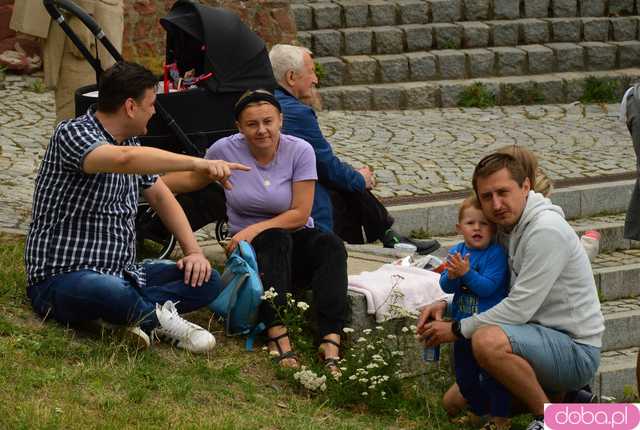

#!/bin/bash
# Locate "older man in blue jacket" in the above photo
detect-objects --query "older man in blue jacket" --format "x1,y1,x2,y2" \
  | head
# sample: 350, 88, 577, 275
269, 44, 439, 253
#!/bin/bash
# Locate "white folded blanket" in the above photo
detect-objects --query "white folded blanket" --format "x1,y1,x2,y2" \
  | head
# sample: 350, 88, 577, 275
348, 264, 451, 322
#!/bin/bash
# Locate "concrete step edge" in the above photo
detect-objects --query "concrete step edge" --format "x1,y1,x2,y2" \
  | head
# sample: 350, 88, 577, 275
315, 42, 640, 87
318, 68, 640, 110
594, 346, 638, 400
293, 1, 639, 31
388, 179, 635, 236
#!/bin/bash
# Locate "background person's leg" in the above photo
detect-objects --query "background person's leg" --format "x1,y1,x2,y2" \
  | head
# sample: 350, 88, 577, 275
330, 189, 392, 243
140, 260, 223, 314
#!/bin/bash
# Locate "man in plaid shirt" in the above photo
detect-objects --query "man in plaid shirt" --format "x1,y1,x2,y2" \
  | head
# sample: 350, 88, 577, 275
25, 62, 248, 352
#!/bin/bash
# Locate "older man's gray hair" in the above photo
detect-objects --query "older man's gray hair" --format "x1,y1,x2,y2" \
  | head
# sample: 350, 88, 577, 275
269, 44, 313, 85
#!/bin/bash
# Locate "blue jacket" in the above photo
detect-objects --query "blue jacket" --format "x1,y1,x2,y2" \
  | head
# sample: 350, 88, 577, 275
275, 88, 365, 232
439, 242, 509, 321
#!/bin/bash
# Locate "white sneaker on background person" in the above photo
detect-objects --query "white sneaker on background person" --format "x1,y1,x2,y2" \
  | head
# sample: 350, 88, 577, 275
153, 300, 216, 353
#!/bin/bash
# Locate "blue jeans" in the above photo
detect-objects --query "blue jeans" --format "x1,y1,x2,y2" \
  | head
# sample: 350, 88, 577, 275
500, 323, 601, 393
27, 260, 223, 332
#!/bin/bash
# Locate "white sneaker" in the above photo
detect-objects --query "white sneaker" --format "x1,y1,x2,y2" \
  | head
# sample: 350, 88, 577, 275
153, 301, 216, 353
525, 418, 544, 430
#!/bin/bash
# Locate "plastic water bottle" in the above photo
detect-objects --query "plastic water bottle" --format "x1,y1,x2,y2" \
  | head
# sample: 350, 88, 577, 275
580, 230, 600, 261
422, 345, 440, 362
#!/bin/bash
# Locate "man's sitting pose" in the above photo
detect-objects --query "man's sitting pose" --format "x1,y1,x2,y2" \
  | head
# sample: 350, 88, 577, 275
25, 61, 248, 353
268, 44, 439, 255
417, 152, 604, 430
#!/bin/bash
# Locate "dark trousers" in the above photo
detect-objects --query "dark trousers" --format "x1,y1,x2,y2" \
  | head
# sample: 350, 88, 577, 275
454, 338, 512, 418
330, 189, 394, 244
251, 228, 348, 338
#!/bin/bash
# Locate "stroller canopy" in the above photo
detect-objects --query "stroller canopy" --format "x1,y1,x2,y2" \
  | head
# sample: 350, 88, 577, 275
160, 0, 277, 93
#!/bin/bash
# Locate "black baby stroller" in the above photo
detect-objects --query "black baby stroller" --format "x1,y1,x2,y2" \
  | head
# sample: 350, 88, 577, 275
43, 0, 278, 258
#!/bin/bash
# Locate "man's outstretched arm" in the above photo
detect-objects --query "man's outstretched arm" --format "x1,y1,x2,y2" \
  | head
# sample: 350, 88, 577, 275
83, 144, 248, 184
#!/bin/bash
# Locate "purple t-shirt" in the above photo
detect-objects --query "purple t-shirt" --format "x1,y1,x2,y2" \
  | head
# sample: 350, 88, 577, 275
205, 132, 317, 234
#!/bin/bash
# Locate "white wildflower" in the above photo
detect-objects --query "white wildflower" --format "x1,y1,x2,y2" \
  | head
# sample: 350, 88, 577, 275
365, 363, 379, 370
296, 301, 310, 311
362, 328, 372, 335
361, 392, 368, 397
261, 287, 278, 300
371, 354, 383, 362
368, 385, 376, 390
391, 350, 404, 357
401, 326, 410, 333
356, 337, 367, 343
348, 375, 357, 381
387, 334, 397, 340
409, 325, 417, 332
342, 327, 354, 333
293, 369, 327, 392
375, 325, 384, 331
359, 378, 369, 383
366, 344, 375, 350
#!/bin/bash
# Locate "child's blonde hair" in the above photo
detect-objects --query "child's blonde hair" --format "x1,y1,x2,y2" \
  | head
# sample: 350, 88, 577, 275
458, 194, 481, 222
496, 145, 553, 197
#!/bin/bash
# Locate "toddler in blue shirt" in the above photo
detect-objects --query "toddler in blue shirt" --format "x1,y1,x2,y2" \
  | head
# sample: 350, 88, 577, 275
440, 195, 511, 430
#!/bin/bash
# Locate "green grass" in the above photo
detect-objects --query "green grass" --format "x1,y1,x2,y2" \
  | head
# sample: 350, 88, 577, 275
0, 234, 540, 429
580, 76, 619, 104
457, 83, 497, 109
27, 79, 47, 94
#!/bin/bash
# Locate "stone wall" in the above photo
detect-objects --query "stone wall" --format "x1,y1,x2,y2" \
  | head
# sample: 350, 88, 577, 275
123, 0, 297, 72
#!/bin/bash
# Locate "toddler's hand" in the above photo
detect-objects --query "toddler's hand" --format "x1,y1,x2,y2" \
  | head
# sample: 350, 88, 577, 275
447, 252, 470, 278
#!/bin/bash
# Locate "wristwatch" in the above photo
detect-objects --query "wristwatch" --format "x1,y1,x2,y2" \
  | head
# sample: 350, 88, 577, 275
452, 320, 463, 339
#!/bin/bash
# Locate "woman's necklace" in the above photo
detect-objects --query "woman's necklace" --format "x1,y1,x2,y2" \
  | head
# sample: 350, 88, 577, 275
255, 151, 277, 188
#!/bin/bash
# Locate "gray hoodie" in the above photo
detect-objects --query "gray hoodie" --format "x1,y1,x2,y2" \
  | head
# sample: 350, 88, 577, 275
460, 191, 605, 347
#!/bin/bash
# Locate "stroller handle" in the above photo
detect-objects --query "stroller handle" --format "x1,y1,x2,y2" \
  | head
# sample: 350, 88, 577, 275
43, 0, 123, 80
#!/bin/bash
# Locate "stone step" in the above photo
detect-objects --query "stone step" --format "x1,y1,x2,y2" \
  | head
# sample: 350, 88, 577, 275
292, 0, 640, 31
316, 41, 640, 87
602, 297, 640, 351
592, 249, 640, 301
593, 346, 638, 401
299, 17, 640, 57
318, 67, 640, 110
388, 180, 634, 236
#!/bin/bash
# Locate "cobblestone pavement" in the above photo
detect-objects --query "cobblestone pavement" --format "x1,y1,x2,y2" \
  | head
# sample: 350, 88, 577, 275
0, 74, 636, 233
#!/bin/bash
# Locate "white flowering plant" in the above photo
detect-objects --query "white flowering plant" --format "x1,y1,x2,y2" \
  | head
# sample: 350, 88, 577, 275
260, 287, 450, 413
261, 288, 315, 359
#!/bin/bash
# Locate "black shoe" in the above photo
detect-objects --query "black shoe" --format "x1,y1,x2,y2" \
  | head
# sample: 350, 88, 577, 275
564, 387, 598, 403
382, 229, 440, 255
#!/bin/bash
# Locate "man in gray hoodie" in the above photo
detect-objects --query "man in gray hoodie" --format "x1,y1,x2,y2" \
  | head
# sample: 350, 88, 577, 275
418, 152, 604, 430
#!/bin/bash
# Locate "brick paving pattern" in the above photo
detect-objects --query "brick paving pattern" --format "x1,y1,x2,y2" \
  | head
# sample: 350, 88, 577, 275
0, 74, 636, 233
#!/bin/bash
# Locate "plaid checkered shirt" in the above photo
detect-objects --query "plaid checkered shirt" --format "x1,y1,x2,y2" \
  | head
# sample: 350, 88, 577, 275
25, 108, 158, 288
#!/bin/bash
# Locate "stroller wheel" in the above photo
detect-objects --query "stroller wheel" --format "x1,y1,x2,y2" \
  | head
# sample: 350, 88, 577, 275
136, 202, 177, 261
215, 219, 229, 246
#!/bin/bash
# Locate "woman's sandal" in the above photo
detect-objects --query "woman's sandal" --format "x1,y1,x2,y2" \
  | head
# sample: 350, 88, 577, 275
318, 338, 341, 379
450, 412, 484, 427
267, 331, 300, 369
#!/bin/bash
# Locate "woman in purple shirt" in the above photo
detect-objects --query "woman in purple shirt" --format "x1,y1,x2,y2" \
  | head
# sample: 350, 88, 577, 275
165, 90, 347, 375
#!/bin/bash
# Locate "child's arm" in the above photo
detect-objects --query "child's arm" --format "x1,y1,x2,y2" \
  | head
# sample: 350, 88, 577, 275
438, 244, 463, 293
439, 269, 461, 293
460, 245, 509, 298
